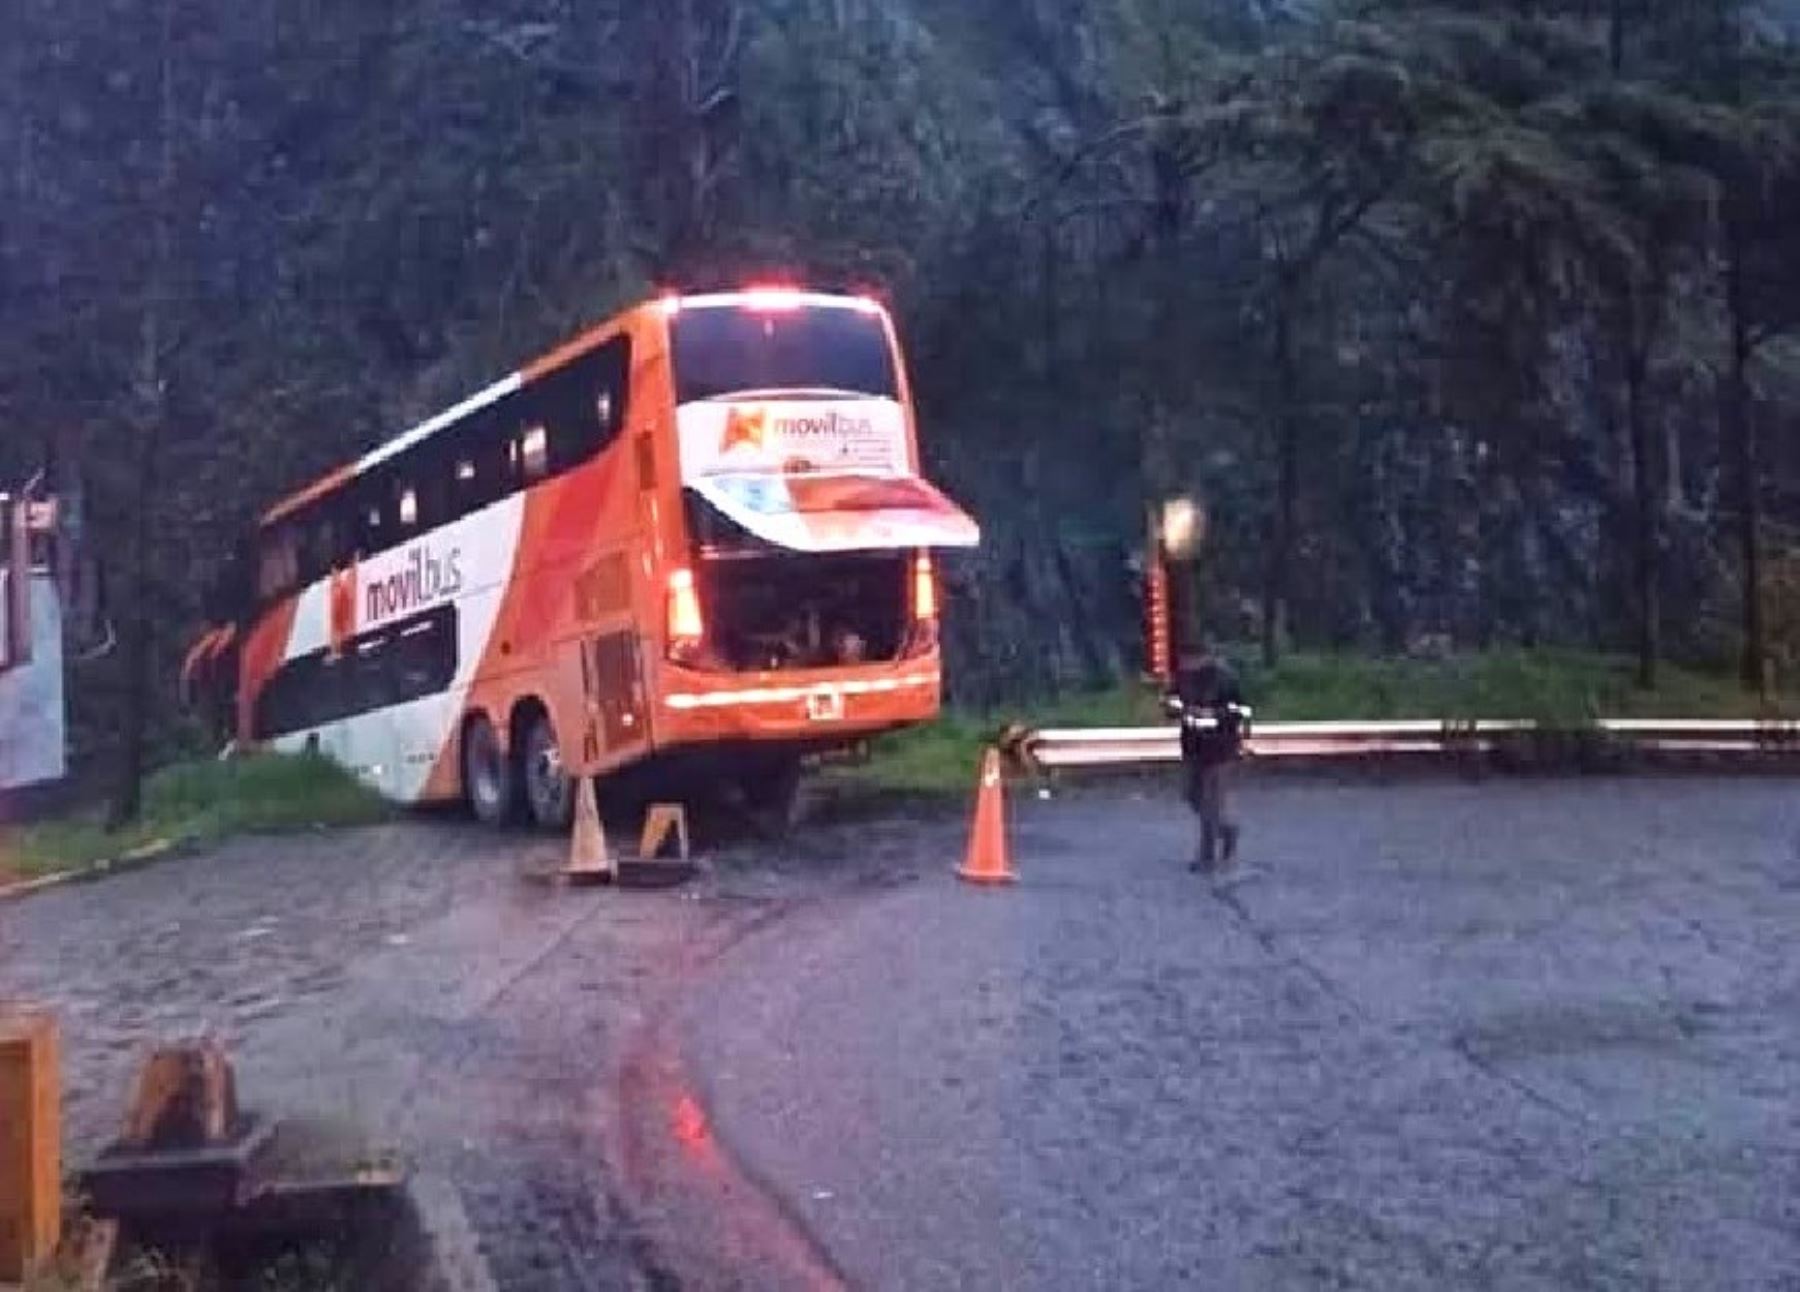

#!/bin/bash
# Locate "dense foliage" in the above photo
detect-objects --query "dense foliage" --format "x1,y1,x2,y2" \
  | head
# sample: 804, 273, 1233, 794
2, 0, 1797, 812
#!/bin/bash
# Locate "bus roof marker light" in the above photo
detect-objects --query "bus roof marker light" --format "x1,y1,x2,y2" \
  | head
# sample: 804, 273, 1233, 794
740, 286, 805, 313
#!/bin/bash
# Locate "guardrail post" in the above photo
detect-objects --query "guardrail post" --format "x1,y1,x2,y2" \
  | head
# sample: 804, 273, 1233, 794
0, 1009, 61, 1283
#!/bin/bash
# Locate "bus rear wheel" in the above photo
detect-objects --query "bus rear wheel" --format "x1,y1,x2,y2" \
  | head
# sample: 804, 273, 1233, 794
520, 710, 574, 833
462, 716, 514, 826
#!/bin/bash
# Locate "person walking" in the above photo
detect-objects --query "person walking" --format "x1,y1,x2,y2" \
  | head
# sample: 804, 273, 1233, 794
1164, 643, 1250, 873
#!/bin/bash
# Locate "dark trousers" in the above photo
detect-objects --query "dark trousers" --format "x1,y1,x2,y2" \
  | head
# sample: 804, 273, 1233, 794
1184, 758, 1236, 863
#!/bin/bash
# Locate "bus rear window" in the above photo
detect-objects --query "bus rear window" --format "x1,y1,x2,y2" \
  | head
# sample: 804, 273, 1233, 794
671, 306, 898, 404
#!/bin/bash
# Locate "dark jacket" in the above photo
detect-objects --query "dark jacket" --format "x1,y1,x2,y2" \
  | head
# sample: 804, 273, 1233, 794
1167, 657, 1247, 767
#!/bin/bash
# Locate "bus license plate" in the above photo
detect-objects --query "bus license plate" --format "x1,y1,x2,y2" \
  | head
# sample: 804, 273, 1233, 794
807, 689, 845, 722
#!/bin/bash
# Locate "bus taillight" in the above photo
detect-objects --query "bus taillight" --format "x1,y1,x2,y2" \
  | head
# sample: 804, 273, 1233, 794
667, 567, 706, 661
903, 553, 939, 659
912, 553, 938, 623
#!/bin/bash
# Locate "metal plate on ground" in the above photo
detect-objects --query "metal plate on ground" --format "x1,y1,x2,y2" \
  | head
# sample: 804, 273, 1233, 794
83, 1116, 277, 1221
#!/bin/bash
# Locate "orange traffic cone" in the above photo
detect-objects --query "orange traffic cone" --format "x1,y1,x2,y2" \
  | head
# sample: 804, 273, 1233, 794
562, 776, 615, 886
956, 747, 1016, 886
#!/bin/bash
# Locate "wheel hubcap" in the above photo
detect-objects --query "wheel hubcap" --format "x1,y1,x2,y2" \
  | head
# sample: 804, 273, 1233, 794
470, 733, 502, 813
529, 729, 567, 821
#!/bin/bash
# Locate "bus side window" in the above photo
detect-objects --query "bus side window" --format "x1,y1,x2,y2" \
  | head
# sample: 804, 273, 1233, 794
396, 479, 421, 535
307, 507, 344, 581
596, 335, 631, 438
452, 450, 488, 517
518, 423, 551, 484
411, 446, 454, 533
258, 523, 299, 602
331, 497, 360, 570
464, 442, 507, 513
358, 474, 391, 557
539, 335, 632, 474
446, 403, 515, 520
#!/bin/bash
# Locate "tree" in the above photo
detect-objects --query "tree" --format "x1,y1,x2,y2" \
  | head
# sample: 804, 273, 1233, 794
4, 0, 1800, 762
1699, 97, 1800, 691
10, 0, 296, 820
624, 0, 747, 280
1551, 86, 1719, 686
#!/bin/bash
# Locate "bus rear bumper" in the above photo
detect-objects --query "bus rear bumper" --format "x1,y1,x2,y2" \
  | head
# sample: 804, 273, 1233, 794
655, 661, 942, 748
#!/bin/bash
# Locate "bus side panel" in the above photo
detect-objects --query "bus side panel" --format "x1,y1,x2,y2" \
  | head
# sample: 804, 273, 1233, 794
357, 490, 517, 802
583, 312, 678, 783
411, 306, 664, 803
424, 424, 640, 797
254, 489, 528, 804
277, 687, 468, 802
236, 596, 299, 746
628, 323, 685, 767
393, 492, 526, 801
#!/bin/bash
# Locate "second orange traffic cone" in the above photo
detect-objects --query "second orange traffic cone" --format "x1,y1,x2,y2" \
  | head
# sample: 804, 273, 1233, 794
956, 747, 1016, 886
562, 776, 615, 886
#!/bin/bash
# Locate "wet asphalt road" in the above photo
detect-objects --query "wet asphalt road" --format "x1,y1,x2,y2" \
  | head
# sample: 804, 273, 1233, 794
0, 804, 942, 1289
682, 778, 1800, 1291
3, 775, 1798, 1290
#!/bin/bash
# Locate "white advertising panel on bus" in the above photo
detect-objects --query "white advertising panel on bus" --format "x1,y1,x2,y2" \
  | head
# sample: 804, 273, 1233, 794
677, 398, 912, 478
677, 398, 979, 554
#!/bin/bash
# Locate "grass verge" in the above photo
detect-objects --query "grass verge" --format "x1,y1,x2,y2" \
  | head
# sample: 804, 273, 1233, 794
837, 649, 1794, 796
0, 753, 391, 882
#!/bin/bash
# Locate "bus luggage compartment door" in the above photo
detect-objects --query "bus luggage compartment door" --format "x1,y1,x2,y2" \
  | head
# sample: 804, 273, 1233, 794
583, 630, 647, 759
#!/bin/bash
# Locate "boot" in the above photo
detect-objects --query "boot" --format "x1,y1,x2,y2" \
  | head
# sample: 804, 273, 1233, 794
1221, 824, 1241, 867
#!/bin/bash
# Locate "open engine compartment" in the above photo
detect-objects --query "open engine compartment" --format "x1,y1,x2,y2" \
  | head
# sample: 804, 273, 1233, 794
698, 550, 908, 672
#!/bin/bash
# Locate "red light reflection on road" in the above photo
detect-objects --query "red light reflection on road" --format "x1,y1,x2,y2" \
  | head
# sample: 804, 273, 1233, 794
673, 1092, 713, 1153
620, 1022, 845, 1288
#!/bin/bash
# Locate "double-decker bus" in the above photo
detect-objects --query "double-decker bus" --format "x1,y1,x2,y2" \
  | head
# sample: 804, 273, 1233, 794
183, 288, 979, 829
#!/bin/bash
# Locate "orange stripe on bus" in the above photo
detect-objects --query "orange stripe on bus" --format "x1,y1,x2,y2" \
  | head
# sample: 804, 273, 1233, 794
237, 596, 298, 741
180, 628, 223, 690
262, 465, 357, 526
519, 317, 637, 384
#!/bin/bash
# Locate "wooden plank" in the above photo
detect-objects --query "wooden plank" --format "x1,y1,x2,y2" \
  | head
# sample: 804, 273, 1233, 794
119, 1041, 239, 1152
640, 804, 690, 862
0, 1011, 60, 1284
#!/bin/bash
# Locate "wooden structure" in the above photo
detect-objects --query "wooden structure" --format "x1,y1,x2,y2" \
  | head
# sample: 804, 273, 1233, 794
0, 1011, 61, 1284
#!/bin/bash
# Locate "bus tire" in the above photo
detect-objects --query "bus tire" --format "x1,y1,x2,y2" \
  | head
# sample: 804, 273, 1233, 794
519, 707, 574, 833
462, 715, 514, 827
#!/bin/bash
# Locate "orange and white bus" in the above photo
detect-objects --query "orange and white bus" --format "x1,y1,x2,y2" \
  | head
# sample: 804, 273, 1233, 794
183, 288, 979, 829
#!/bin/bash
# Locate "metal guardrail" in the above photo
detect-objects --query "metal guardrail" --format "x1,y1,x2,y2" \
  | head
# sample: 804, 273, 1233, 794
1018, 718, 1800, 770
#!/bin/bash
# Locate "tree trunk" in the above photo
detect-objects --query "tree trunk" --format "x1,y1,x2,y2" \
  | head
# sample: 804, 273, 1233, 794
1662, 416, 1682, 512
1723, 243, 1765, 693
109, 426, 158, 828
1141, 103, 1187, 502
109, 0, 176, 829
1625, 345, 1659, 689
1262, 291, 1299, 668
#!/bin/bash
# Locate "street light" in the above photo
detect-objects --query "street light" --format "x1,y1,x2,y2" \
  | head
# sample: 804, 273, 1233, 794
1143, 495, 1207, 686
1159, 496, 1205, 562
